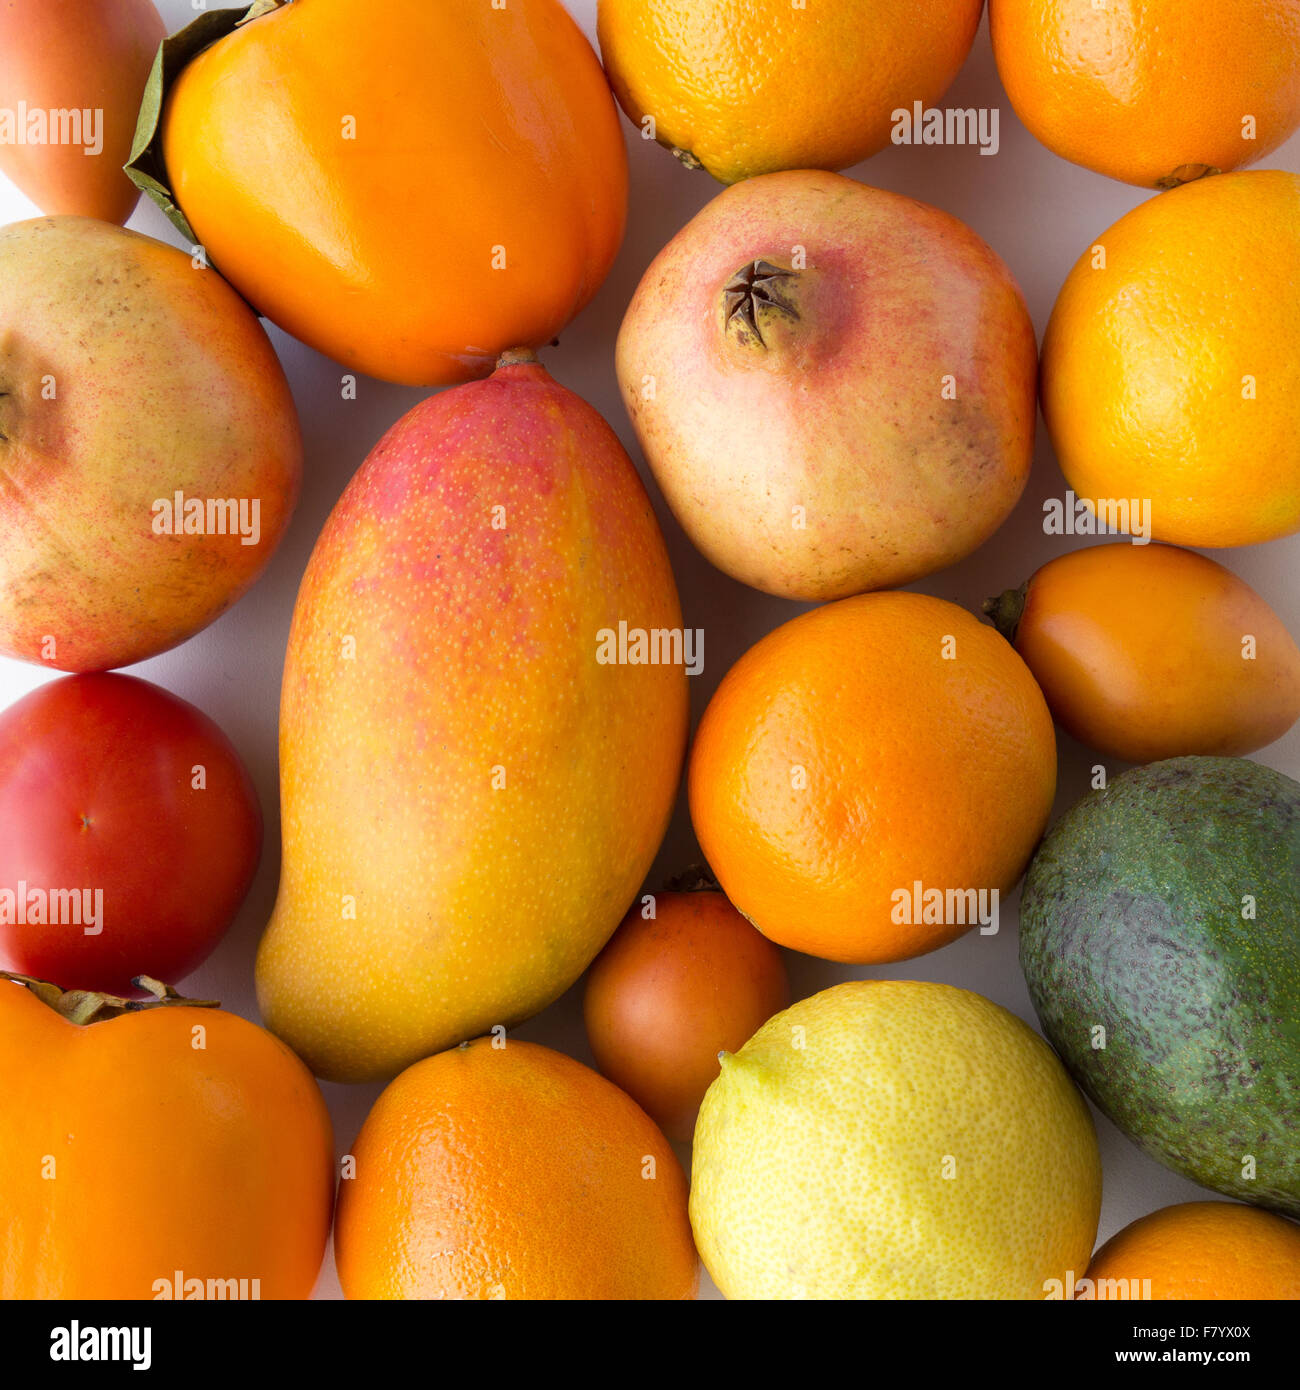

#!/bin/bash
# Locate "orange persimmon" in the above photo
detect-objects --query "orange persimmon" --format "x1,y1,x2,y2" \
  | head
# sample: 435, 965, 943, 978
159, 0, 627, 386
0, 974, 333, 1299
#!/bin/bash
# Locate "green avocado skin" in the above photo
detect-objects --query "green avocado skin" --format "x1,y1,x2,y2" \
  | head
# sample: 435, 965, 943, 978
1020, 756, 1300, 1216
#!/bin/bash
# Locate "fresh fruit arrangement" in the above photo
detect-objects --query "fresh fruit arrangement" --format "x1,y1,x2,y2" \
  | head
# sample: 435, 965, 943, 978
0, 0, 1298, 1312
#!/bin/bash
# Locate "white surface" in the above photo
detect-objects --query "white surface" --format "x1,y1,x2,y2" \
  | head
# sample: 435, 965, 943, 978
2, 2, 1297, 1301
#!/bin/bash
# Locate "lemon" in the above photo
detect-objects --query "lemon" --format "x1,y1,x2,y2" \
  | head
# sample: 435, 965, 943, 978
690, 980, 1101, 1299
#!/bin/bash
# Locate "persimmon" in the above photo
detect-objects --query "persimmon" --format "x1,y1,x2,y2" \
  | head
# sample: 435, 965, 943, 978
157, 0, 627, 386
0, 973, 333, 1299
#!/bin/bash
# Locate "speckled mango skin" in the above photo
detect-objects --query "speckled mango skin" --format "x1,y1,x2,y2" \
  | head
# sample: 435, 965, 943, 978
1020, 757, 1300, 1215
690, 980, 1101, 1300
256, 363, 688, 1084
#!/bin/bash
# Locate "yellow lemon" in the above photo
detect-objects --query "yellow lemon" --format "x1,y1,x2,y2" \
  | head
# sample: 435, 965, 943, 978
690, 980, 1102, 1299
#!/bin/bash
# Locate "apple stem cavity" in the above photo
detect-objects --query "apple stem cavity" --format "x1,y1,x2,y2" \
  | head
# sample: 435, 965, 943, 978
236, 0, 288, 27
0, 970, 219, 1026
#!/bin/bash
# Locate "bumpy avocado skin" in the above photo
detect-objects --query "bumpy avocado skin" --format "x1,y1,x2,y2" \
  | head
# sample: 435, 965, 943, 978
1020, 756, 1300, 1215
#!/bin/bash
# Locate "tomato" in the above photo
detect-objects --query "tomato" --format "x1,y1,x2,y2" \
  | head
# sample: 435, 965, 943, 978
0, 673, 261, 994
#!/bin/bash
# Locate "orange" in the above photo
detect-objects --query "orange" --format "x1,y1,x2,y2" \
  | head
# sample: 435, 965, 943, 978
597, 0, 983, 184
583, 887, 789, 1140
688, 592, 1057, 964
0, 973, 333, 1299
990, 0, 1300, 188
333, 1038, 699, 1300
1042, 170, 1300, 548
160, 0, 627, 386
987, 544, 1300, 763
1081, 1202, 1300, 1300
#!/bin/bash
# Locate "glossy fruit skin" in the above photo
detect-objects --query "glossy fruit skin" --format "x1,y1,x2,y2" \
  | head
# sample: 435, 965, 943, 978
583, 890, 789, 1140
0, 0, 165, 222
160, 0, 627, 386
598, 0, 983, 184
0, 217, 302, 673
990, 0, 1300, 188
335, 1037, 698, 1300
0, 980, 334, 1298
1042, 171, 1300, 549
690, 980, 1101, 1299
1020, 757, 1300, 1216
617, 170, 1038, 601
689, 592, 1057, 964
1002, 544, 1300, 763
0, 674, 261, 996
1081, 1202, 1300, 1301
257, 361, 688, 1084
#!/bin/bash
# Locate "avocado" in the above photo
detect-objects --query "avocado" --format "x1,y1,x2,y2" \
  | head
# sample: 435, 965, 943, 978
1020, 756, 1300, 1215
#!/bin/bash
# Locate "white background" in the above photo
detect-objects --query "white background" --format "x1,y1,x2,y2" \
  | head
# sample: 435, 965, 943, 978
2, 1, 1297, 1301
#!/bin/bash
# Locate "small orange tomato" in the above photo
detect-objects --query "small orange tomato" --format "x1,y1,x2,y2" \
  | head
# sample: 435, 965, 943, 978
986, 543, 1300, 763
583, 888, 789, 1140
0, 974, 333, 1299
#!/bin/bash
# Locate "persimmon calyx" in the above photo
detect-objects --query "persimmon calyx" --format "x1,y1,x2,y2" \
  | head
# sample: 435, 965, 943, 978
237, 0, 287, 26
982, 583, 1029, 643
0, 971, 219, 1025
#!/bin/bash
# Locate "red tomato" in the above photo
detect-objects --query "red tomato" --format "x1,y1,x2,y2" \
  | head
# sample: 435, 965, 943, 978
0, 673, 261, 994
